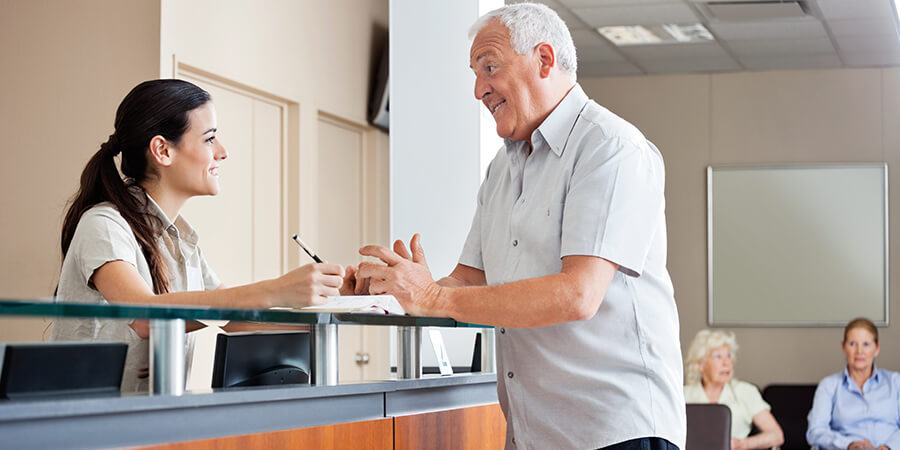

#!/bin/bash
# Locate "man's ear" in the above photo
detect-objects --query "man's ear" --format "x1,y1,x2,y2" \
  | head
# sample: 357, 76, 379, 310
148, 135, 173, 167
536, 42, 556, 78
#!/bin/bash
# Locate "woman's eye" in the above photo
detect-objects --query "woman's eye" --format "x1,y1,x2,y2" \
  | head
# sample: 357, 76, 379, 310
206, 136, 216, 143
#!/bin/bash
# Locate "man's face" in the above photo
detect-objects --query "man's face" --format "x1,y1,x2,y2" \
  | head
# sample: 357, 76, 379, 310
469, 19, 541, 141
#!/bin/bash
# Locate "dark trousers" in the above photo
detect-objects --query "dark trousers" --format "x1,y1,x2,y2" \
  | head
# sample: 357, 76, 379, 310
599, 437, 680, 450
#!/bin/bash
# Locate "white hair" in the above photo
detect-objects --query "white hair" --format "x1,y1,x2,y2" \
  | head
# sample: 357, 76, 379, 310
684, 329, 739, 386
468, 2, 578, 76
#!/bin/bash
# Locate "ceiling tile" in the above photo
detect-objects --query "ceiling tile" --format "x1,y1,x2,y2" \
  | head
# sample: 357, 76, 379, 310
816, 0, 895, 20
577, 61, 644, 77
620, 42, 729, 61
709, 19, 826, 40
738, 54, 843, 71
571, 29, 626, 62
836, 35, 900, 53
640, 56, 741, 74
530, 0, 589, 30
841, 51, 900, 67
557, 0, 683, 7
727, 38, 836, 56
827, 19, 899, 37
571, 3, 699, 27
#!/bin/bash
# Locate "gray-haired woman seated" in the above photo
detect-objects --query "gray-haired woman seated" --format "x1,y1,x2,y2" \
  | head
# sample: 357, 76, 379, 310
684, 329, 784, 450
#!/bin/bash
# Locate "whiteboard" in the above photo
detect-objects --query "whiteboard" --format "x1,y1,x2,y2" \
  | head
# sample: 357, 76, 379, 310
707, 165, 888, 326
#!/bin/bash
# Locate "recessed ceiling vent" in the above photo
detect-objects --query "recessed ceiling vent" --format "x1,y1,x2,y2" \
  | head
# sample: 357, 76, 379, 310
703, 1, 810, 21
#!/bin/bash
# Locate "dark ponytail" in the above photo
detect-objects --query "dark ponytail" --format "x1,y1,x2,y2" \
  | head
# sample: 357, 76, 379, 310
60, 79, 211, 295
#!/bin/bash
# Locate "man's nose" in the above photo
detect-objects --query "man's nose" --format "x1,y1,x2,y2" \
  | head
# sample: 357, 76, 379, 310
474, 76, 490, 100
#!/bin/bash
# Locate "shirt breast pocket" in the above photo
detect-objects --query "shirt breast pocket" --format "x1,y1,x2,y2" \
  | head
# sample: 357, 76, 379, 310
186, 266, 203, 291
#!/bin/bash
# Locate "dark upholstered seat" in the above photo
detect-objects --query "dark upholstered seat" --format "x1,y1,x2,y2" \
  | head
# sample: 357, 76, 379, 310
762, 384, 817, 450
686, 403, 732, 450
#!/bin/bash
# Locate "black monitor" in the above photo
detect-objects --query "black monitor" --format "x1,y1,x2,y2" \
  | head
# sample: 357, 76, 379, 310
211, 331, 311, 388
0, 342, 127, 400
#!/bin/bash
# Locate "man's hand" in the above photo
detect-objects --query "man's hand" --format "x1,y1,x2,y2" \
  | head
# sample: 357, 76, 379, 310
357, 234, 444, 316
339, 265, 359, 296
849, 440, 875, 449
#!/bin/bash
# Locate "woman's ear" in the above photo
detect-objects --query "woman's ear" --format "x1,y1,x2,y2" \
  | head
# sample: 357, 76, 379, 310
148, 135, 173, 167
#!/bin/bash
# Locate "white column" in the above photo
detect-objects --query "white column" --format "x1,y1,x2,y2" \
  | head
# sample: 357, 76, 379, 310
390, 0, 503, 278
390, 0, 503, 371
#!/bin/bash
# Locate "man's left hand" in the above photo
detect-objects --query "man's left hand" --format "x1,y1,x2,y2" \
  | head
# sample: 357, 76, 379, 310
357, 234, 444, 316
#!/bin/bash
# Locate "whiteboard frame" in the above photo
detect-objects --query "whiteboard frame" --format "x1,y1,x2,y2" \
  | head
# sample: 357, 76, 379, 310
706, 164, 889, 327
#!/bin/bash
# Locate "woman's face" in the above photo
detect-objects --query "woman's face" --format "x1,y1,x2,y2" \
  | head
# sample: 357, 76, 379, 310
700, 344, 733, 387
842, 327, 879, 373
167, 102, 228, 197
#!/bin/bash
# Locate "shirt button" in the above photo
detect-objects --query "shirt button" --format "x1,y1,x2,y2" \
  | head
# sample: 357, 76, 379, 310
512, 239, 518, 247
500, 328, 506, 334
507, 371, 514, 379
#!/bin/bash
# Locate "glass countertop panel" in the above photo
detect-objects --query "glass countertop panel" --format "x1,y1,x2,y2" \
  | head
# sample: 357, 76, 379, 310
0, 299, 491, 328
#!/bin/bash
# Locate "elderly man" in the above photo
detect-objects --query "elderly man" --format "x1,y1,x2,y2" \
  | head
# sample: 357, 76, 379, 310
357, 3, 685, 449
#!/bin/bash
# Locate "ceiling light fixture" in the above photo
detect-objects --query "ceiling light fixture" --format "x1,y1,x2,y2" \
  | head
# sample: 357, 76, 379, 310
598, 23, 715, 46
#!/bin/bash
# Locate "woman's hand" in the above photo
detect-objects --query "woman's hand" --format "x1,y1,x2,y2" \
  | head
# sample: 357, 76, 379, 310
269, 263, 344, 307
849, 440, 875, 449
730, 437, 749, 450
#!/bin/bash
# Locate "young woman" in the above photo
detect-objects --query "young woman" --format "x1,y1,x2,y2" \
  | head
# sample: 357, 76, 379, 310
51, 79, 353, 392
807, 318, 900, 450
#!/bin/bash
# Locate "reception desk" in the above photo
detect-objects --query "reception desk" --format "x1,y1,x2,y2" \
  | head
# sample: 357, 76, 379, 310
0, 300, 503, 449
0, 373, 501, 449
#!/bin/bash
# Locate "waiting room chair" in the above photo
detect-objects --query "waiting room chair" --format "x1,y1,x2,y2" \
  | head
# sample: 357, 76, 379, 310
762, 384, 817, 450
686, 403, 732, 450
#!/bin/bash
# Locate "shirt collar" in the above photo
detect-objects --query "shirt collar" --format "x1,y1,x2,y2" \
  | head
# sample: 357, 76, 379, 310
503, 83, 589, 158
538, 83, 589, 157
842, 364, 882, 386
128, 185, 200, 246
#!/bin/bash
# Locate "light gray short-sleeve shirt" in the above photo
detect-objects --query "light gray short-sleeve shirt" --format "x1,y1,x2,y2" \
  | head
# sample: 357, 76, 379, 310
51, 191, 220, 393
459, 84, 686, 449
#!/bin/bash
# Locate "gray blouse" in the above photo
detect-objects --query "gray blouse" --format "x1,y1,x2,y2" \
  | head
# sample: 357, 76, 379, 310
51, 191, 220, 393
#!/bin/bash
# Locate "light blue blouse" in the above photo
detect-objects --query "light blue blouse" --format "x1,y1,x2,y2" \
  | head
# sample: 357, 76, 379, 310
807, 366, 900, 449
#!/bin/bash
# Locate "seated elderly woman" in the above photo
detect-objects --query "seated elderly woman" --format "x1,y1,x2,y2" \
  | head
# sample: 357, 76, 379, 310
807, 318, 900, 450
684, 329, 784, 450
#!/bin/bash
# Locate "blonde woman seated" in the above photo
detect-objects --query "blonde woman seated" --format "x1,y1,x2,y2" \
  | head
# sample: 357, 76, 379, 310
684, 330, 784, 450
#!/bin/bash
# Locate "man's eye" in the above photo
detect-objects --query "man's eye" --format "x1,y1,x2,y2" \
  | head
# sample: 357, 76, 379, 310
487, 65, 496, 73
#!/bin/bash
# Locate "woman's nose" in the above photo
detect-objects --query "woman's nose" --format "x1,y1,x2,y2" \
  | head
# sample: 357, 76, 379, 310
215, 142, 228, 160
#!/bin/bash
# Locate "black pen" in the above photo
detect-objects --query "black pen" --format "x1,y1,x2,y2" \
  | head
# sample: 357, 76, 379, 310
291, 234, 324, 263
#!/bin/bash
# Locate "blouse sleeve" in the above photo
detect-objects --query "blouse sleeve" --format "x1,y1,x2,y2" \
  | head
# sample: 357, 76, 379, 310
737, 380, 770, 417
70, 208, 142, 289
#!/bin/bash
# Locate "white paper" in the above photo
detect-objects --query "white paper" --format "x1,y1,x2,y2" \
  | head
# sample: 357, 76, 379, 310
299, 295, 406, 315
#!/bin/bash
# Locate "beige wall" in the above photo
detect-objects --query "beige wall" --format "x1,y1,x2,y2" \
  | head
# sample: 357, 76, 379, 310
0, 0, 161, 340
581, 68, 899, 387
160, 0, 390, 259
0, 0, 389, 340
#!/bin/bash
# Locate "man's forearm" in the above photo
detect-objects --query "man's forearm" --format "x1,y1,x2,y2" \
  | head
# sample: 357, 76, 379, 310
435, 273, 599, 328
437, 276, 471, 288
